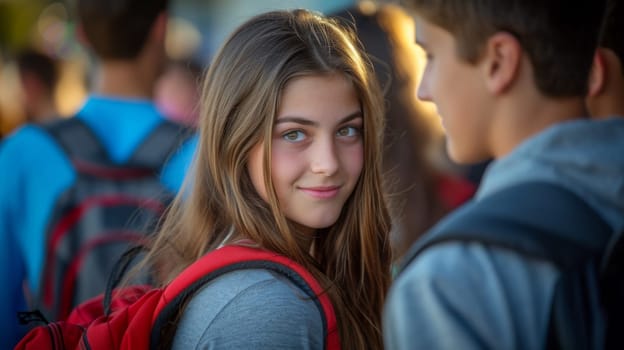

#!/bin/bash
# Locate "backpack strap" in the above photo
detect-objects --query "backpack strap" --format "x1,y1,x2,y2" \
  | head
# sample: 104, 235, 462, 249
398, 181, 614, 350
150, 245, 340, 350
127, 119, 193, 170
103, 245, 147, 316
41, 117, 111, 164
42, 117, 193, 171
399, 181, 612, 272
601, 230, 624, 350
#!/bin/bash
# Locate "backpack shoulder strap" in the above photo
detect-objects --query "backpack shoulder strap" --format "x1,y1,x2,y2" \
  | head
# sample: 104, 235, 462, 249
398, 182, 614, 350
399, 181, 613, 273
40, 117, 110, 163
150, 245, 340, 350
127, 119, 193, 170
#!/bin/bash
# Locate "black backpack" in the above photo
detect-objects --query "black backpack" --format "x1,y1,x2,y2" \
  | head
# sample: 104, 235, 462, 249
34, 117, 192, 321
400, 182, 623, 350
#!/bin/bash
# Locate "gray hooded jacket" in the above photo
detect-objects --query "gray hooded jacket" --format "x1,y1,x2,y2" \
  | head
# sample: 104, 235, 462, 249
384, 117, 624, 350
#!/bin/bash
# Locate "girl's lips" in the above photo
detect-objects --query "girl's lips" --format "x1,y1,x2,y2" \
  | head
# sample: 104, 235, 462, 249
299, 186, 341, 199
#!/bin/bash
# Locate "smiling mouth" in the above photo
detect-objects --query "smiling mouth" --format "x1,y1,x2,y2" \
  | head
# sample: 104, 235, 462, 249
299, 186, 341, 199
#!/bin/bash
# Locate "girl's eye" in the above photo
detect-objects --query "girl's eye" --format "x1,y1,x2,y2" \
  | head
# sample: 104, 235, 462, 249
337, 126, 360, 137
283, 130, 305, 142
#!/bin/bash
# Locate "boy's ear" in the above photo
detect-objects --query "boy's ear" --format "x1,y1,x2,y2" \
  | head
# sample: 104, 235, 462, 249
482, 32, 521, 94
588, 50, 606, 97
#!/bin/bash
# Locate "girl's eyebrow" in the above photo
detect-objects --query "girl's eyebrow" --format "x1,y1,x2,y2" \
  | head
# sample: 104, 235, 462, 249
275, 111, 363, 127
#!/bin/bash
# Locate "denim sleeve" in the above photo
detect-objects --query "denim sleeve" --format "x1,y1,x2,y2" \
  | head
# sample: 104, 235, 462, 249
383, 242, 559, 350
172, 269, 324, 350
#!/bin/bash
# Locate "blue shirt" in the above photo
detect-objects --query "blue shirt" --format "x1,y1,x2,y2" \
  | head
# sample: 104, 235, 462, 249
0, 96, 197, 348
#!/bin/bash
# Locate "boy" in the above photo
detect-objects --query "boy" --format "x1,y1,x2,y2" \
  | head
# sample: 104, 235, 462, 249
384, 0, 623, 349
0, 0, 197, 347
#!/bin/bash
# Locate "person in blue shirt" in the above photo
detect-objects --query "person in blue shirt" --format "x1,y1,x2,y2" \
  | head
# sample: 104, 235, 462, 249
384, 0, 623, 349
0, 0, 196, 347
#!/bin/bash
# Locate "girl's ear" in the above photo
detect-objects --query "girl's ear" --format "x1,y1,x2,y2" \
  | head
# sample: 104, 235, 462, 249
588, 49, 606, 97
482, 32, 522, 95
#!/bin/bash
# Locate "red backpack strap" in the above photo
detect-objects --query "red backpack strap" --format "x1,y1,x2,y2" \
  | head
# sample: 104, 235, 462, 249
150, 245, 340, 350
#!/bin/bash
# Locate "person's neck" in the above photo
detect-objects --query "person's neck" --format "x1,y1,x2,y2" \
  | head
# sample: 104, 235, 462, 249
591, 93, 624, 119
29, 100, 57, 122
94, 59, 156, 99
592, 72, 624, 118
490, 95, 587, 159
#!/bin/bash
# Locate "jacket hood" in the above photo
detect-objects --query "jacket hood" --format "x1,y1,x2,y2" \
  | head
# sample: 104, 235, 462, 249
477, 117, 624, 232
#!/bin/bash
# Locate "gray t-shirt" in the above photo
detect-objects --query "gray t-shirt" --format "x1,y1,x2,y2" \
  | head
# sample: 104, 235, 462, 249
172, 268, 324, 349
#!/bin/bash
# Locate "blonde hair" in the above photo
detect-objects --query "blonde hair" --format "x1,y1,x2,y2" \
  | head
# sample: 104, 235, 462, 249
141, 9, 391, 349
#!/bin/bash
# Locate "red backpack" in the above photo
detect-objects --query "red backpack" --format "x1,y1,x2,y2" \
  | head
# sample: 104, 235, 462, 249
16, 245, 340, 350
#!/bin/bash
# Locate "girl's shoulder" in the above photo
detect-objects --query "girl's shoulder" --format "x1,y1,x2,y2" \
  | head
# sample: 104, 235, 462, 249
173, 268, 324, 349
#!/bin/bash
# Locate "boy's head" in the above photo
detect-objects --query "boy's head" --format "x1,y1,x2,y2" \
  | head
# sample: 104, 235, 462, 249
76, 0, 169, 60
587, 0, 624, 118
404, 0, 606, 163
599, 0, 624, 64
16, 48, 58, 94
15, 48, 59, 120
404, 0, 605, 97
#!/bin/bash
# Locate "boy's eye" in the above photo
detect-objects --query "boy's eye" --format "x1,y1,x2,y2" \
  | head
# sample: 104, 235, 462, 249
337, 126, 359, 137
283, 130, 305, 142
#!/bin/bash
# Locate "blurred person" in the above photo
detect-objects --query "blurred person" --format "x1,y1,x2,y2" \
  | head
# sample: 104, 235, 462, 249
134, 9, 391, 349
384, 0, 623, 349
155, 59, 203, 127
332, 4, 476, 261
15, 48, 59, 124
0, 100, 5, 141
587, 0, 624, 119
0, 0, 197, 347
584, 2, 624, 348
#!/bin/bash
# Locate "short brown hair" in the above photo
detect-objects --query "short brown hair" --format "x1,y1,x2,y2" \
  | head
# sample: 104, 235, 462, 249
404, 0, 607, 97
16, 48, 58, 92
600, 0, 624, 75
77, 0, 169, 59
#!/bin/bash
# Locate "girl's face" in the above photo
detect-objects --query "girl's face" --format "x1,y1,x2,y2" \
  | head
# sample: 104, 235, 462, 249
248, 73, 364, 236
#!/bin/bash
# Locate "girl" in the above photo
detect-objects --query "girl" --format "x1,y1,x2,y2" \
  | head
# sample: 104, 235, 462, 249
142, 9, 391, 349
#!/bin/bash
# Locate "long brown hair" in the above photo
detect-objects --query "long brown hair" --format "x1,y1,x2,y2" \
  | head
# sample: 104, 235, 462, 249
333, 4, 448, 260
139, 9, 391, 349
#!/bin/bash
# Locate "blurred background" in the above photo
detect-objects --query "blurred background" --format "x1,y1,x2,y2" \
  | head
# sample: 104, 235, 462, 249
0, 0, 486, 260
0, 0, 444, 138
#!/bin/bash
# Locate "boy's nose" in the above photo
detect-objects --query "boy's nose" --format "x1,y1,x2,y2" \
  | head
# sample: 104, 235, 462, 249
417, 78, 432, 102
